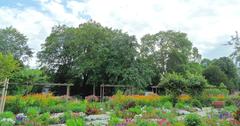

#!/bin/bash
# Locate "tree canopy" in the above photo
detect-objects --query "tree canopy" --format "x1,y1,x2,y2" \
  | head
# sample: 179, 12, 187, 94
37, 21, 153, 89
0, 53, 19, 81
0, 27, 33, 62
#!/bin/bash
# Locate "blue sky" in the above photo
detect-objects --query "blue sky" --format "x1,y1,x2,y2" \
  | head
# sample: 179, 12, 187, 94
0, 0, 239, 67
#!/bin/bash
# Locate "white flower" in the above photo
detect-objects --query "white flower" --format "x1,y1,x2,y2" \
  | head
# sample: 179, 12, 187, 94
0, 118, 15, 124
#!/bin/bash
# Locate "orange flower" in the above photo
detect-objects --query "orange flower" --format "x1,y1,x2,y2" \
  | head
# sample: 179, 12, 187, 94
178, 94, 191, 102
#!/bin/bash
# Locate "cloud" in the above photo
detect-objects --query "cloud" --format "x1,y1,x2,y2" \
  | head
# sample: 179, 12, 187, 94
1, 0, 240, 67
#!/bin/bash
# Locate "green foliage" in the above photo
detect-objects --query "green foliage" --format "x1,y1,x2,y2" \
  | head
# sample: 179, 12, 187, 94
175, 102, 186, 109
128, 106, 142, 115
0, 118, 15, 126
26, 107, 40, 119
203, 88, 229, 97
38, 112, 51, 125
48, 104, 67, 113
108, 114, 121, 126
67, 101, 87, 113
185, 72, 207, 96
38, 21, 152, 88
160, 72, 187, 97
184, 113, 202, 126
5, 95, 26, 113
9, 68, 49, 95
190, 99, 202, 108
203, 65, 228, 86
66, 118, 85, 126
135, 119, 158, 126
224, 105, 238, 113
140, 30, 194, 84
0, 112, 14, 119
0, 53, 19, 80
11, 68, 48, 83
0, 27, 32, 61
211, 57, 238, 90
163, 101, 173, 109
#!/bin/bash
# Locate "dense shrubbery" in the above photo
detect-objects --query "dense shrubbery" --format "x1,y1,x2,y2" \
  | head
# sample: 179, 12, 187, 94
184, 114, 202, 126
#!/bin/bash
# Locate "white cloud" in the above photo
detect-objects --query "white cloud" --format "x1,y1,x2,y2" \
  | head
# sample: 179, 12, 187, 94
1, 0, 240, 67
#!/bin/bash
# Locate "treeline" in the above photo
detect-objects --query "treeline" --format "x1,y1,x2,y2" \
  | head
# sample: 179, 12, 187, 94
0, 21, 239, 96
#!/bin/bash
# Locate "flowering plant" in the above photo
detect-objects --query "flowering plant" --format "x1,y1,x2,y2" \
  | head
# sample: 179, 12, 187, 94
178, 94, 191, 102
0, 118, 15, 125
85, 95, 99, 102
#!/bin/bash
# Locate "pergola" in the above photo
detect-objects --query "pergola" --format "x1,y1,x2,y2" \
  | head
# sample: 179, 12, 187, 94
100, 84, 134, 101
8, 82, 74, 97
0, 79, 73, 113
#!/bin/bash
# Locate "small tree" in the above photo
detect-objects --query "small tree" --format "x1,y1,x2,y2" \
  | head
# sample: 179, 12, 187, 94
160, 72, 187, 103
185, 72, 207, 97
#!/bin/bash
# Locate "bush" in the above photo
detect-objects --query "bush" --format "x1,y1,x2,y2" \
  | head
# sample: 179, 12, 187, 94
48, 104, 67, 113
160, 73, 187, 97
26, 107, 40, 120
67, 100, 87, 113
86, 103, 101, 115
0, 112, 14, 119
108, 114, 121, 126
162, 101, 173, 109
184, 114, 202, 126
175, 102, 185, 109
128, 106, 142, 115
190, 99, 202, 108
38, 112, 51, 125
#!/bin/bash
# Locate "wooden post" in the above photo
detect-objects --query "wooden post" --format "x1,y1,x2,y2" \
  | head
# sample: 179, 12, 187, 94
0, 78, 8, 113
66, 85, 70, 99
102, 84, 104, 100
100, 85, 102, 102
93, 84, 95, 96
2, 79, 9, 112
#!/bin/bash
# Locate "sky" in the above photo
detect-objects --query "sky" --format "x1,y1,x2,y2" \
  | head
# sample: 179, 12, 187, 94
0, 0, 239, 67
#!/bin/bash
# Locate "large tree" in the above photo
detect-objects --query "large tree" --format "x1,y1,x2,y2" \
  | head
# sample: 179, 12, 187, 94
140, 30, 194, 84
38, 21, 152, 93
0, 27, 33, 62
203, 65, 228, 86
211, 57, 239, 90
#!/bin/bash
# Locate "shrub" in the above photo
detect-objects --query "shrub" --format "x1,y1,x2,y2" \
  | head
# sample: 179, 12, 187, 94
229, 95, 240, 107
162, 101, 173, 109
26, 107, 40, 120
190, 99, 202, 108
66, 118, 85, 126
225, 98, 235, 106
48, 104, 67, 113
224, 105, 238, 113
185, 73, 207, 97
108, 114, 121, 126
86, 103, 101, 115
184, 114, 202, 126
5, 95, 26, 113
160, 73, 187, 97
67, 100, 87, 113
175, 102, 185, 109
128, 106, 142, 115
38, 112, 50, 125
0, 112, 14, 119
